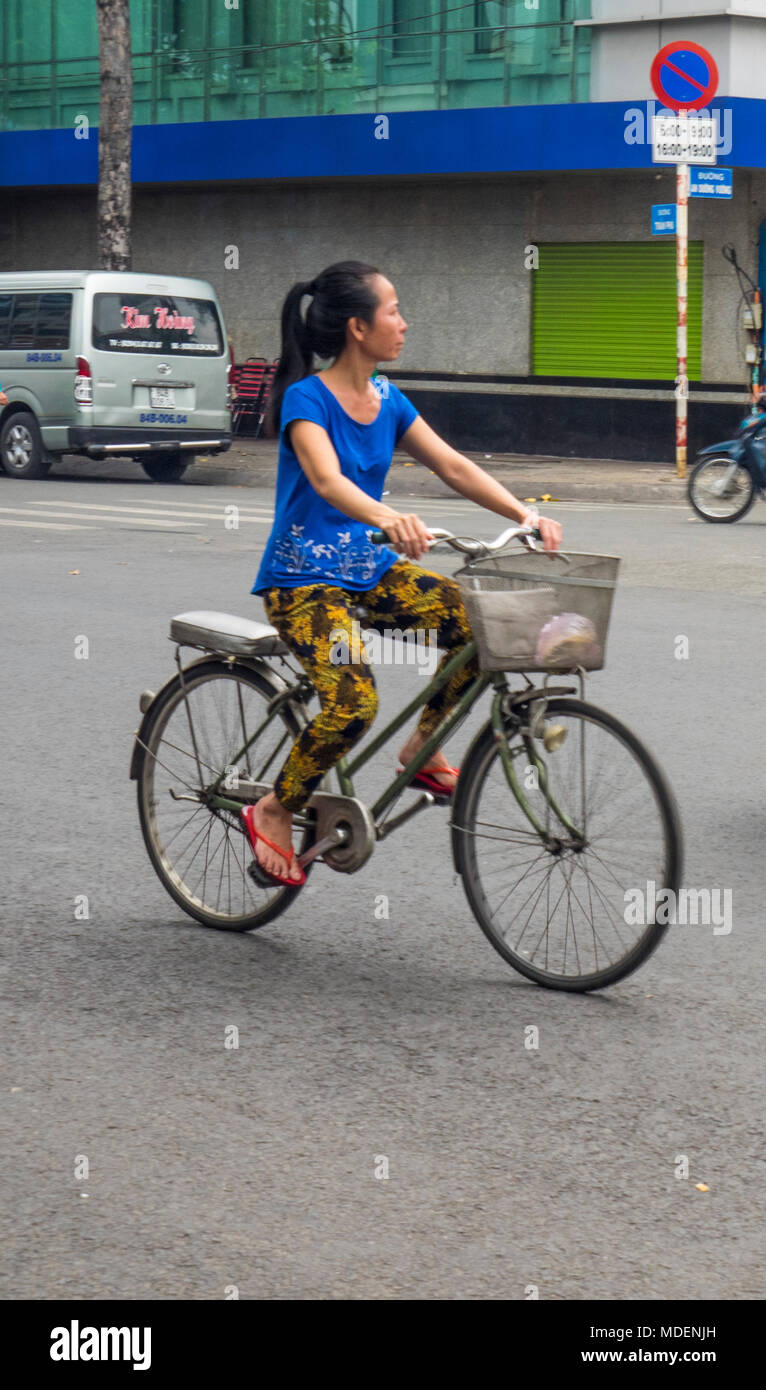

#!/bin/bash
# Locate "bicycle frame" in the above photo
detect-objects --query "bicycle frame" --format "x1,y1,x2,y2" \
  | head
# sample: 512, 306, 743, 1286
207, 637, 489, 816
204, 638, 582, 843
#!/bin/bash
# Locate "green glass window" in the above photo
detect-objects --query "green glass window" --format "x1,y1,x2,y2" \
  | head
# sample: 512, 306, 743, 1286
0, 0, 592, 130
172, 0, 206, 53
475, 3, 505, 56
532, 242, 704, 381
392, 0, 430, 60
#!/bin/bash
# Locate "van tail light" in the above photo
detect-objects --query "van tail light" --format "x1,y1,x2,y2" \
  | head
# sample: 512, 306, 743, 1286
227, 341, 236, 407
74, 356, 93, 405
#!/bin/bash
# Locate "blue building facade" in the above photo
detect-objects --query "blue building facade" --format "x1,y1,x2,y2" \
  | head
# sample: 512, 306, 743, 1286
3, 1, 766, 459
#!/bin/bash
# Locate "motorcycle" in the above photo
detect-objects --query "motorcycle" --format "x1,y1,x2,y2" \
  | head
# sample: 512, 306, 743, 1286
688, 394, 766, 522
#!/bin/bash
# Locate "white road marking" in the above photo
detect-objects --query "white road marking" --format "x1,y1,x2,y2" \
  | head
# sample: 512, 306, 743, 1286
25, 499, 274, 522
0, 517, 89, 530
120, 495, 274, 514
0, 506, 203, 528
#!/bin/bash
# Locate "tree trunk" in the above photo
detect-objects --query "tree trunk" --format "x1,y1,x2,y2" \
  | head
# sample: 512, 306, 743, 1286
96, 0, 133, 271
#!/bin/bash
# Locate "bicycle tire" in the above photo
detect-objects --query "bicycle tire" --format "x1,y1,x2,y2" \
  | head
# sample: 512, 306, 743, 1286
136, 660, 316, 931
452, 698, 683, 992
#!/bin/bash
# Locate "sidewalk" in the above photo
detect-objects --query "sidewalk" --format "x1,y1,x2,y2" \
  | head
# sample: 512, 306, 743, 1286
193, 437, 689, 505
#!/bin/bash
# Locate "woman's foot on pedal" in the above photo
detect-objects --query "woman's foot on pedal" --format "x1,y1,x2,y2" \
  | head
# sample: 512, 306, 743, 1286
243, 793, 304, 884
397, 735, 459, 793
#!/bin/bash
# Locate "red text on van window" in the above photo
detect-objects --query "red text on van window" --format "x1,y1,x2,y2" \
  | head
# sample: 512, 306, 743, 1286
154, 307, 195, 335
119, 305, 196, 335
121, 305, 151, 330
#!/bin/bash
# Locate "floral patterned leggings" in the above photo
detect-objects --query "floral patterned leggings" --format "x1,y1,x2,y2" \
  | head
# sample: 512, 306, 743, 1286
261, 557, 479, 812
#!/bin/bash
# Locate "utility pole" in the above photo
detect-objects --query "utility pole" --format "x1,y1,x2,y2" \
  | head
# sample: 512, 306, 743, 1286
675, 131, 689, 479
96, 0, 133, 271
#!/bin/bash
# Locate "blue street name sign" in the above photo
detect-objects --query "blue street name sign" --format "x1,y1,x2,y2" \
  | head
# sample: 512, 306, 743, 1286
652, 203, 677, 234
689, 167, 733, 197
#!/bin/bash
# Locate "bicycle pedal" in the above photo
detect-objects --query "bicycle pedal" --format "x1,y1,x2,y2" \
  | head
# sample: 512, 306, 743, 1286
247, 860, 275, 889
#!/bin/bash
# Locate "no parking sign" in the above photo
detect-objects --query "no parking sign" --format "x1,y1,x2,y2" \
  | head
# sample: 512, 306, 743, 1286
650, 41, 719, 112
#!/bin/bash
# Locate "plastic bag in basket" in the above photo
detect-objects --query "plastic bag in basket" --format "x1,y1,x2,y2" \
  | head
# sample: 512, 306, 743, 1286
535, 612, 602, 669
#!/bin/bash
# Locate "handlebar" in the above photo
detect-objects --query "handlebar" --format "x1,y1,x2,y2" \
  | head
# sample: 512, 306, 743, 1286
369, 523, 543, 557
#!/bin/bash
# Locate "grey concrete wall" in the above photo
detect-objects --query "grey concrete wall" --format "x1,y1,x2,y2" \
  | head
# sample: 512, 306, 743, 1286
592, 0, 766, 16
2, 171, 765, 382
591, 20, 729, 104
589, 6, 766, 103
0, 180, 535, 375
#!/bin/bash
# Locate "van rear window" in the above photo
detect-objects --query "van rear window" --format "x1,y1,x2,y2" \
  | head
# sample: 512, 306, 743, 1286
91, 294, 223, 355
0, 293, 72, 349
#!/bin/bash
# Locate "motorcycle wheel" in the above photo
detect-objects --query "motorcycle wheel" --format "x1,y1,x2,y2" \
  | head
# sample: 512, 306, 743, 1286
687, 455, 757, 523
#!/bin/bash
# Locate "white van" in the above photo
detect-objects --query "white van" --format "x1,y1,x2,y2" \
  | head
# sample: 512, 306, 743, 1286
0, 270, 233, 481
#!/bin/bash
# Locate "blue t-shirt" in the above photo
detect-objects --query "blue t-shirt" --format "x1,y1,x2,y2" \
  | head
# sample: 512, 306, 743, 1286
251, 374, 418, 594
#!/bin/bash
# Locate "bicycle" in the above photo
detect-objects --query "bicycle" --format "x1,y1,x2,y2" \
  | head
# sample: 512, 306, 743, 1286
130, 523, 682, 992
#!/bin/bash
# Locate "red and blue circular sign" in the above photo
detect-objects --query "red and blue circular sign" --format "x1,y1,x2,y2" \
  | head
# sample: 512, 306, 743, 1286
650, 41, 719, 112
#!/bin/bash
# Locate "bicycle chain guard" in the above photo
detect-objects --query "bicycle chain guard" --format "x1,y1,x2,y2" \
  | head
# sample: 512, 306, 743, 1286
237, 781, 376, 874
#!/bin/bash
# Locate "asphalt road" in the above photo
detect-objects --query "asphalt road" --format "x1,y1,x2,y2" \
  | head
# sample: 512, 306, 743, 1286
1, 472, 765, 1300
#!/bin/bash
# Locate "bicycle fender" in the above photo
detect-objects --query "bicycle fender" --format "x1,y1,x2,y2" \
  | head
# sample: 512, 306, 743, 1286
128, 655, 296, 780
449, 686, 577, 872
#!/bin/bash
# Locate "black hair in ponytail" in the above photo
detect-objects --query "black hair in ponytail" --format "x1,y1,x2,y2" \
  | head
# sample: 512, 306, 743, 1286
266, 259, 380, 436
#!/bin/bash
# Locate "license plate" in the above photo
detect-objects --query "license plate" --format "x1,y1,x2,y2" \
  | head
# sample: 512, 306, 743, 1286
150, 387, 175, 407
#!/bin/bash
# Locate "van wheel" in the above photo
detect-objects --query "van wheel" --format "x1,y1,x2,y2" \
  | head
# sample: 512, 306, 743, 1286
142, 452, 190, 483
0, 413, 51, 479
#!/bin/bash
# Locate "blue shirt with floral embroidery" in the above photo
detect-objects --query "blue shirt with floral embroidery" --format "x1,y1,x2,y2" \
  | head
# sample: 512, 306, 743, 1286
251, 373, 419, 594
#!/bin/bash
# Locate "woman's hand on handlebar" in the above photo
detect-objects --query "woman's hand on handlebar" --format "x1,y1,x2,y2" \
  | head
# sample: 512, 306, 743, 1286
379, 512, 434, 561
524, 510, 562, 553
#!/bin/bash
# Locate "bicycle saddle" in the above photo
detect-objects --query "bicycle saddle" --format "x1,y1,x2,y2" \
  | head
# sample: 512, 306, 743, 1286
169, 610, 289, 657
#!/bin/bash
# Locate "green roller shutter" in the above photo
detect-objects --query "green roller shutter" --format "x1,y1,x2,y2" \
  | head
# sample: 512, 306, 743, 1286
532, 241, 703, 380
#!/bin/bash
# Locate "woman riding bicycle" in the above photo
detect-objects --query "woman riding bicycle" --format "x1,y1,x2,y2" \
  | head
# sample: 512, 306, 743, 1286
247, 260, 562, 887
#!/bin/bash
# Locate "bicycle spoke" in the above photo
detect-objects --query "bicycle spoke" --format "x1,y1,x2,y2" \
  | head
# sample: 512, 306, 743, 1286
140, 667, 311, 927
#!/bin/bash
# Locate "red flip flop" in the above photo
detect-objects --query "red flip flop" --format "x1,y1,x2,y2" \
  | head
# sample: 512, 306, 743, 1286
396, 762, 460, 799
241, 803, 306, 889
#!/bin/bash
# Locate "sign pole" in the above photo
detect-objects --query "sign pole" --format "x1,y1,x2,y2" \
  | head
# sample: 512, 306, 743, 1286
676, 136, 689, 479
650, 45, 719, 477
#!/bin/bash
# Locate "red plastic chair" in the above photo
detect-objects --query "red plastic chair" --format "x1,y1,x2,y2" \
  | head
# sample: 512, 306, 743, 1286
232, 357, 268, 434
253, 359, 279, 439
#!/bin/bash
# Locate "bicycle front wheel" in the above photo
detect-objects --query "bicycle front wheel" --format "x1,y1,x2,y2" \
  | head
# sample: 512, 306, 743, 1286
453, 699, 682, 991
136, 660, 315, 931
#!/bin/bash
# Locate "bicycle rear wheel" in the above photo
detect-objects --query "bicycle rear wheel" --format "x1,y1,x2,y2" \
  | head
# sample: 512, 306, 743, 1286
453, 699, 682, 991
136, 660, 315, 930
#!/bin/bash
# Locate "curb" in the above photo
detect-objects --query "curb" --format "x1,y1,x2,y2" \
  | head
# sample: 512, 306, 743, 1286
41, 450, 691, 506
187, 460, 690, 507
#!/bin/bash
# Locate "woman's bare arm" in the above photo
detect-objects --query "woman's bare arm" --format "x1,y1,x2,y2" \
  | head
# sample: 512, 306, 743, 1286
288, 419, 433, 560
398, 415, 561, 551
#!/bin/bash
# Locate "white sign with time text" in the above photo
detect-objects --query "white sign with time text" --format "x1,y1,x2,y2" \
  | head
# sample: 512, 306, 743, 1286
652, 114, 718, 165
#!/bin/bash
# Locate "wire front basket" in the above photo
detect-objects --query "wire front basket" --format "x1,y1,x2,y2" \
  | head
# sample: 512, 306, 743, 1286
455, 549, 620, 673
